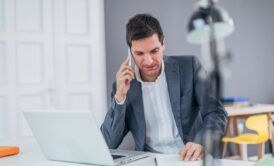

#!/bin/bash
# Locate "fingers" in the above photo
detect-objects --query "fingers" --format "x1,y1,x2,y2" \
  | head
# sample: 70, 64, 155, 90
184, 144, 196, 161
117, 57, 134, 77
121, 67, 134, 78
118, 65, 133, 74
120, 74, 133, 84
197, 152, 204, 160
179, 145, 188, 160
116, 56, 134, 79
122, 55, 131, 66
179, 142, 204, 161
179, 142, 193, 160
116, 67, 134, 81
115, 57, 135, 99
190, 145, 202, 161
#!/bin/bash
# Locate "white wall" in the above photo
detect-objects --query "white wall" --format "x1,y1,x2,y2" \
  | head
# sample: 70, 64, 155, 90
0, 0, 107, 142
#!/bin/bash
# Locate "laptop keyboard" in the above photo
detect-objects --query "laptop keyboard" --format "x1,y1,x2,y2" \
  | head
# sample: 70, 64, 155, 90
111, 154, 125, 160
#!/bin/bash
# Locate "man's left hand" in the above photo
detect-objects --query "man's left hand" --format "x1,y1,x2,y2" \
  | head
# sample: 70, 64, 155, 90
179, 142, 204, 161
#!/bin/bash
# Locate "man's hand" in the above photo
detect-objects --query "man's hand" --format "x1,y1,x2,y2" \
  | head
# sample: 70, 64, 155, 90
179, 142, 204, 161
115, 56, 134, 103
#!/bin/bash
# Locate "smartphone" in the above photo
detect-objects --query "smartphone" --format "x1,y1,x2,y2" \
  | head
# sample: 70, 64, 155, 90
128, 47, 135, 79
128, 47, 132, 67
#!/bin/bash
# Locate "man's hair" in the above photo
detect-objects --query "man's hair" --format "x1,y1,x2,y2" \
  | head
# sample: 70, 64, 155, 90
126, 13, 164, 47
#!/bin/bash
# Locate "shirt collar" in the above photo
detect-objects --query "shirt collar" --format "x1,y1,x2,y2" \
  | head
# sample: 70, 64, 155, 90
135, 60, 165, 84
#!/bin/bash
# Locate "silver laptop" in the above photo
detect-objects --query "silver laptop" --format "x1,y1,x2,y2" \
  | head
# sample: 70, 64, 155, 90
23, 110, 156, 166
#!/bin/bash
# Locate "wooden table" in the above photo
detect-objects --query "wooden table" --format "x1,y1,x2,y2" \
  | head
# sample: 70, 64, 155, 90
222, 104, 274, 159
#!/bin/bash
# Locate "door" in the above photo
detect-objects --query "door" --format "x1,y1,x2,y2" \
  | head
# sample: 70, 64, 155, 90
0, 0, 106, 142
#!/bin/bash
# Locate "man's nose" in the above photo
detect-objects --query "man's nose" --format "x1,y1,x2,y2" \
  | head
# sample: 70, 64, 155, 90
144, 55, 153, 65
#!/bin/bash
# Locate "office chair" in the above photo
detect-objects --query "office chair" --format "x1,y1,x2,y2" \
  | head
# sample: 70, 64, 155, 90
222, 114, 269, 161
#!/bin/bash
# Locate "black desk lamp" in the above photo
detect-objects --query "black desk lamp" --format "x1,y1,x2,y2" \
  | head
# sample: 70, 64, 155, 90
187, 0, 234, 44
187, 0, 234, 165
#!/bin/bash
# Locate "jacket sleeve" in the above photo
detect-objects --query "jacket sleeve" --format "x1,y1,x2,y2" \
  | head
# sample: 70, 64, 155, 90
100, 82, 129, 149
192, 56, 228, 144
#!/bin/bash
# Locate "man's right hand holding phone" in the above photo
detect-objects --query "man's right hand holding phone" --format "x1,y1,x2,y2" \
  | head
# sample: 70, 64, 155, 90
115, 56, 134, 104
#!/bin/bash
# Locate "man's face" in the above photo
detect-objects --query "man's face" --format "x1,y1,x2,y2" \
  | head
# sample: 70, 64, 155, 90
131, 34, 165, 81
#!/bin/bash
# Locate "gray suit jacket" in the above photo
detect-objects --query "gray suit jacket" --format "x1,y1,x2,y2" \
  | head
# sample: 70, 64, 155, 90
101, 55, 227, 151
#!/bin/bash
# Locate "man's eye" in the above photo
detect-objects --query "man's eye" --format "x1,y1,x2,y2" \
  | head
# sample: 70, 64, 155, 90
136, 53, 143, 56
151, 50, 158, 54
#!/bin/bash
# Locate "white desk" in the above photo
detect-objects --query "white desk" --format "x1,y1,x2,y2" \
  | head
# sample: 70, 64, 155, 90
0, 138, 255, 166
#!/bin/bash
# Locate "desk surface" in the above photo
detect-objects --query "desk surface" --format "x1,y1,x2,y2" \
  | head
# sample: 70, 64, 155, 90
225, 104, 274, 116
0, 138, 255, 166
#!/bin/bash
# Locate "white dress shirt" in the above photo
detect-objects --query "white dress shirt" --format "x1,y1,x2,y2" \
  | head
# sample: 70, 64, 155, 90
134, 61, 184, 154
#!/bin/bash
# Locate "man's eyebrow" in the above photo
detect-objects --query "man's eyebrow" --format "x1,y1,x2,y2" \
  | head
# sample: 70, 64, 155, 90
133, 50, 144, 54
133, 47, 160, 54
151, 47, 160, 51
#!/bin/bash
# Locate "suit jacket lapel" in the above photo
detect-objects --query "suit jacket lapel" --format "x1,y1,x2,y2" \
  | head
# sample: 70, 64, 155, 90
164, 56, 183, 137
128, 80, 146, 150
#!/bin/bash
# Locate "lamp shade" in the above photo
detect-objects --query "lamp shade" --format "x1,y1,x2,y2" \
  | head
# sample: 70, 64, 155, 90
187, 5, 234, 44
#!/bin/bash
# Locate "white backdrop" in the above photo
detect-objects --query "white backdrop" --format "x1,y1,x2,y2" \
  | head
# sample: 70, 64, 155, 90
0, 0, 107, 142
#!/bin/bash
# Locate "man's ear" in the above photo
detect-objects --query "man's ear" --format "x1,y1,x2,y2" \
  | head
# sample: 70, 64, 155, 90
162, 41, 165, 51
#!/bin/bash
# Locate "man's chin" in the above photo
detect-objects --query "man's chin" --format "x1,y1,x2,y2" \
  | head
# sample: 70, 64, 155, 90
143, 70, 160, 78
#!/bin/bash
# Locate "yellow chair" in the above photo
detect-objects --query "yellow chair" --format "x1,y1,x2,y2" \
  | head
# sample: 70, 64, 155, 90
222, 114, 269, 160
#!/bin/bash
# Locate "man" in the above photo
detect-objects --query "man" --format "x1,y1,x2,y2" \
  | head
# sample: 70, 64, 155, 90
101, 13, 227, 161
